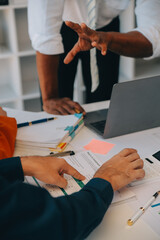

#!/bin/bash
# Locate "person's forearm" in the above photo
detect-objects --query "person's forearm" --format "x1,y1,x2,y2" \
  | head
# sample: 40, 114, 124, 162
36, 52, 59, 102
0, 156, 24, 182
1, 177, 113, 239
107, 31, 153, 58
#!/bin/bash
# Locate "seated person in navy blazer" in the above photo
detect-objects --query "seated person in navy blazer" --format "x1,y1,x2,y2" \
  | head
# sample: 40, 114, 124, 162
0, 107, 144, 240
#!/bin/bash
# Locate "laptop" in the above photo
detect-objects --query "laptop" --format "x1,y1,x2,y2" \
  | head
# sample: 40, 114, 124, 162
84, 75, 160, 138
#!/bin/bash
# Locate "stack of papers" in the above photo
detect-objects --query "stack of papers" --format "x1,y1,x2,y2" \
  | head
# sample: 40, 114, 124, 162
5, 108, 84, 152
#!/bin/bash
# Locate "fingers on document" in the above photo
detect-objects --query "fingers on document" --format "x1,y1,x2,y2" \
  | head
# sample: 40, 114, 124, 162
65, 21, 82, 34
131, 158, 144, 169
130, 168, 145, 180
119, 148, 137, 157
63, 161, 85, 181
126, 152, 141, 162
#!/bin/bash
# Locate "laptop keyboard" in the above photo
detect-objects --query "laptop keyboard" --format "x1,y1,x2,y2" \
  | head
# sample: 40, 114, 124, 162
90, 120, 106, 134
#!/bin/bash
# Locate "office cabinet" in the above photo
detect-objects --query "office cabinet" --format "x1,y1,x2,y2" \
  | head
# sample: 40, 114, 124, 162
0, 1, 40, 111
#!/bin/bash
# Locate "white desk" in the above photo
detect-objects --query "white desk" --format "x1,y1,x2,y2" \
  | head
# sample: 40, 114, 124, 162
74, 100, 160, 240
14, 101, 160, 240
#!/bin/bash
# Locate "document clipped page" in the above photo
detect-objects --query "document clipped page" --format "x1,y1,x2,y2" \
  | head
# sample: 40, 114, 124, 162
26, 151, 135, 204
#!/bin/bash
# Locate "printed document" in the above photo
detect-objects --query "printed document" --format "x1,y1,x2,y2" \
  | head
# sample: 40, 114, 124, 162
130, 151, 160, 186
26, 151, 135, 204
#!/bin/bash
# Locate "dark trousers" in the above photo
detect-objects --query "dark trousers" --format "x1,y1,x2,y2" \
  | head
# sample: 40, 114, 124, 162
58, 17, 120, 103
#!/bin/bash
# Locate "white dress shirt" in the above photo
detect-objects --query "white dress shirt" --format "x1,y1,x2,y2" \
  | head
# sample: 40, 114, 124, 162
28, 0, 160, 59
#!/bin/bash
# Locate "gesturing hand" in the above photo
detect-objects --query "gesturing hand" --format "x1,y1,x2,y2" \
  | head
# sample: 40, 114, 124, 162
21, 156, 85, 188
64, 21, 112, 64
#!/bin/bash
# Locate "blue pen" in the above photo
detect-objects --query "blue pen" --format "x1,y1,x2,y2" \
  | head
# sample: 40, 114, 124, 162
151, 203, 160, 208
17, 117, 57, 128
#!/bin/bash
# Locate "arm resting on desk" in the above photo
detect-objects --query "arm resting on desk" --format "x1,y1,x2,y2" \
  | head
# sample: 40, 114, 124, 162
0, 157, 113, 240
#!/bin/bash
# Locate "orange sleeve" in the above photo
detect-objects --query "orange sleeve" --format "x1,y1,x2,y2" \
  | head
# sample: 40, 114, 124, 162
0, 116, 17, 160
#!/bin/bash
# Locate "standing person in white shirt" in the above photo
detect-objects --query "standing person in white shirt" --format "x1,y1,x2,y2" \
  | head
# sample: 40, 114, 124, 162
28, 0, 160, 115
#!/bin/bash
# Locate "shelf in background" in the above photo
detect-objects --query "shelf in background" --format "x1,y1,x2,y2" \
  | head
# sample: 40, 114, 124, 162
18, 49, 35, 57
15, 7, 32, 52
23, 97, 42, 112
19, 55, 39, 96
0, 45, 12, 58
0, 83, 18, 103
0, 8, 13, 54
0, 4, 27, 10
0, 0, 160, 112
22, 79, 40, 98
0, 6, 9, 10
11, 4, 27, 9
1, 101, 18, 108
16, 42, 33, 54
9, 0, 27, 8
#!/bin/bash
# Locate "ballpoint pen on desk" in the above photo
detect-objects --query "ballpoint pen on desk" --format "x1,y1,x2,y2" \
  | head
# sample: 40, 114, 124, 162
17, 117, 57, 128
47, 150, 75, 157
127, 191, 160, 226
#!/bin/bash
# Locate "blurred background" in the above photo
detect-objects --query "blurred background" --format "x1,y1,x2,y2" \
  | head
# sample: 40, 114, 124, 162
0, 0, 160, 111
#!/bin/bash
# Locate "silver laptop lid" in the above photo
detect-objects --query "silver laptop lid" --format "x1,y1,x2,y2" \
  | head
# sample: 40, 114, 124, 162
104, 75, 160, 138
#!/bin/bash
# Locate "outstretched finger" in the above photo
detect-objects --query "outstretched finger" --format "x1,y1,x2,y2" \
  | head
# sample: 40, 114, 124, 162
62, 162, 85, 181
64, 43, 80, 64
92, 41, 107, 55
54, 174, 68, 188
81, 23, 96, 37
65, 21, 82, 34
100, 43, 107, 55
130, 158, 144, 170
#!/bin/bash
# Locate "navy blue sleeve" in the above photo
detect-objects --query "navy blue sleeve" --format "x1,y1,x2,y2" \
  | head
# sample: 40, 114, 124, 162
0, 156, 24, 182
0, 157, 113, 240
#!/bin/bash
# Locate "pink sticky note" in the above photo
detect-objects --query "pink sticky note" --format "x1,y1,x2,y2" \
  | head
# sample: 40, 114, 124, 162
84, 138, 115, 155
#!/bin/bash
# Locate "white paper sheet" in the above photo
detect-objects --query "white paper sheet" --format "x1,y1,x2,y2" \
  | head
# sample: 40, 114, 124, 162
5, 108, 83, 148
26, 151, 135, 204
129, 181, 160, 236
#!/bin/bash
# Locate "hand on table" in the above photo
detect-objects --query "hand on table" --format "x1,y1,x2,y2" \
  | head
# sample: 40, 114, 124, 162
43, 98, 86, 115
21, 156, 85, 188
94, 148, 145, 191
21, 149, 144, 191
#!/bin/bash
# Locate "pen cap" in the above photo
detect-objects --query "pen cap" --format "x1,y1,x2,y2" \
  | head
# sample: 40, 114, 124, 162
127, 219, 133, 226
